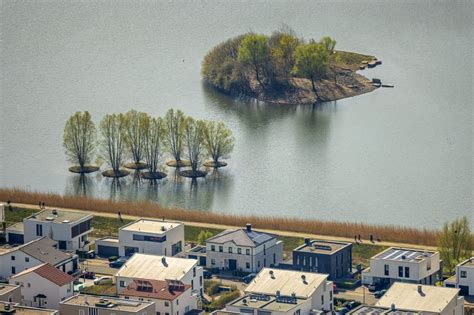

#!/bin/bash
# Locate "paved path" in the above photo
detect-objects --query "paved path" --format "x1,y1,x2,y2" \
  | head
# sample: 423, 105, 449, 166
8, 202, 437, 251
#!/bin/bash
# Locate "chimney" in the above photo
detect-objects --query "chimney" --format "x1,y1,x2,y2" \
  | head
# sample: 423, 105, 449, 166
417, 285, 423, 295
304, 238, 311, 246
391, 303, 396, 311
246, 224, 252, 232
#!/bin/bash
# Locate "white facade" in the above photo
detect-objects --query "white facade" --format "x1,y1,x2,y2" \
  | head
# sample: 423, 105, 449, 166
9, 265, 74, 310
0, 203, 4, 223
23, 209, 93, 251
455, 257, 474, 296
362, 247, 441, 286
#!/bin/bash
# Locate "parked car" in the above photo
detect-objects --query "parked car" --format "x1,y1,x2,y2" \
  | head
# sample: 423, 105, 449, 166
368, 284, 379, 292
94, 276, 112, 285
203, 269, 212, 279
82, 271, 96, 279
109, 256, 128, 268
374, 289, 387, 298
242, 273, 257, 284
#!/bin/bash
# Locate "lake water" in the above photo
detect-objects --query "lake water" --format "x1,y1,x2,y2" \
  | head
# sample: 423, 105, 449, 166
1, 1, 472, 229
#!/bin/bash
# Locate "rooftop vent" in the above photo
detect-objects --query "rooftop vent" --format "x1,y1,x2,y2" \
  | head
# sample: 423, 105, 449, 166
246, 224, 252, 232
161, 226, 166, 231
401, 255, 406, 260
314, 244, 332, 251
52, 209, 58, 215
161, 257, 167, 265
242, 298, 248, 305
95, 299, 111, 308
269, 270, 274, 278
62, 220, 70, 223
417, 285, 424, 296
304, 238, 311, 246
391, 303, 396, 311
46, 216, 55, 221
301, 274, 306, 283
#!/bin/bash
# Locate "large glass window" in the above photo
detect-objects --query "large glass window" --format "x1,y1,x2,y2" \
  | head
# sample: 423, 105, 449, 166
71, 219, 92, 238
404, 267, 410, 278
398, 266, 403, 277
384, 264, 389, 276
133, 234, 167, 243
36, 224, 43, 236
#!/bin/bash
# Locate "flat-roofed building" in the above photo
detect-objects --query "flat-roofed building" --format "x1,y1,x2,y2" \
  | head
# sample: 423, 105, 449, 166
115, 253, 203, 297
119, 279, 198, 315
23, 209, 93, 251
205, 224, 283, 273
96, 218, 184, 258
60, 294, 155, 315
362, 247, 441, 287
447, 257, 474, 297
376, 282, 464, 314
5, 222, 24, 245
226, 268, 333, 314
348, 305, 420, 314
0, 237, 78, 280
293, 239, 352, 280
0, 284, 21, 303
0, 302, 58, 314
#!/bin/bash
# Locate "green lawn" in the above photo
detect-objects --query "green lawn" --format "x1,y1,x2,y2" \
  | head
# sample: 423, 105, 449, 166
4, 207, 37, 226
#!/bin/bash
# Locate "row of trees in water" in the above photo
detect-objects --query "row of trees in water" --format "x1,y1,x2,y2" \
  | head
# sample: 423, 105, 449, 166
63, 109, 234, 179
202, 27, 337, 101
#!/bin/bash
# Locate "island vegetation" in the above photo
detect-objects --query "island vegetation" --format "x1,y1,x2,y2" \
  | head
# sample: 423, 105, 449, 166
202, 27, 378, 104
63, 109, 234, 179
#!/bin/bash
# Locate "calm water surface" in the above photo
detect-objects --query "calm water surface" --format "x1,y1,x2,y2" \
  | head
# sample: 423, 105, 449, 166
1, 1, 472, 229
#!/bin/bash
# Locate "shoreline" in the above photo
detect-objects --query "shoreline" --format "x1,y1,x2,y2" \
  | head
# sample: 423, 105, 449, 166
0, 188, 446, 247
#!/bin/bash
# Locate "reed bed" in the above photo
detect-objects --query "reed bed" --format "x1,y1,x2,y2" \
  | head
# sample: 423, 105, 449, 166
0, 188, 443, 246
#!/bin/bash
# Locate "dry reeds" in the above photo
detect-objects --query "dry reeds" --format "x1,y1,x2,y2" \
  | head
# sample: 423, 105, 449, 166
0, 188, 445, 246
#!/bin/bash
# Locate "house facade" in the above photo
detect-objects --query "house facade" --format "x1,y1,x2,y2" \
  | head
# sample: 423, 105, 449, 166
9, 263, 74, 310
455, 257, 474, 296
23, 209, 93, 251
60, 294, 155, 315
362, 247, 441, 287
292, 239, 352, 280
0, 284, 21, 303
205, 224, 283, 273
96, 218, 184, 258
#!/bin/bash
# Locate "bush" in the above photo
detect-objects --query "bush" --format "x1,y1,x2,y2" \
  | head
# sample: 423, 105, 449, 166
204, 280, 221, 296
207, 290, 241, 311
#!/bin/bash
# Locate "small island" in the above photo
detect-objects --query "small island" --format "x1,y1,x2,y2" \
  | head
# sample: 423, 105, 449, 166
202, 29, 379, 104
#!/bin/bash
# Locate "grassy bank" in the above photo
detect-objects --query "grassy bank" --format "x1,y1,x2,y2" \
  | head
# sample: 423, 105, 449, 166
0, 188, 442, 246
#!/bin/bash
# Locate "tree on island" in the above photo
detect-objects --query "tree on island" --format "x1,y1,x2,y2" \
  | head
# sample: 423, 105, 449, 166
124, 110, 150, 170
181, 117, 206, 178
437, 216, 472, 274
99, 113, 129, 178
63, 111, 98, 173
202, 121, 234, 168
143, 117, 167, 180
238, 34, 269, 88
292, 42, 330, 101
165, 109, 188, 167
268, 28, 300, 84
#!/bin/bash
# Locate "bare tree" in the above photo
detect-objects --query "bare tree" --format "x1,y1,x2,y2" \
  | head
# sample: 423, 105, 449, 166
164, 109, 187, 166
124, 110, 150, 169
143, 117, 167, 178
99, 113, 128, 176
183, 117, 206, 173
437, 216, 472, 274
63, 111, 97, 172
202, 121, 234, 167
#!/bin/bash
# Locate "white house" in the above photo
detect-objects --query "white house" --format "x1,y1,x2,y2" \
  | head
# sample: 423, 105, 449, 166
0, 237, 78, 280
115, 253, 203, 297
376, 282, 464, 314
9, 263, 74, 310
119, 279, 198, 315
0, 301, 59, 314
23, 208, 93, 251
0, 284, 21, 303
206, 224, 283, 273
362, 247, 441, 286
453, 257, 474, 296
226, 268, 333, 314
60, 294, 155, 315
96, 218, 184, 257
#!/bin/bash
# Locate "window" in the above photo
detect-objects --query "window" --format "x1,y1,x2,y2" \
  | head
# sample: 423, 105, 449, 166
120, 281, 125, 287
211, 259, 216, 265
321, 294, 324, 304
11, 267, 15, 274
246, 249, 250, 255
330, 290, 333, 300
27, 283, 31, 288
228, 247, 233, 253
11, 256, 15, 261
461, 270, 467, 278
25, 257, 29, 262
79, 311, 85, 315
257, 261, 260, 268
165, 301, 170, 307
193, 267, 196, 277
199, 276, 202, 286
71, 219, 92, 238
238, 248, 242, 254
405, 267, 410, 278
133, 234, 167, 243
246, 262, 250, 269
176, 299, 179, 305
211, 245, 215, 251
219, 246, 223, 252
191, 279, 194, 289
36, 224, 43, 236
88, 308, 98, 315
294, 311, 301, 315
398, 266, 403, 277
427, 259, 431, 271
263, 244, 266, 255
384, 264, 389, 276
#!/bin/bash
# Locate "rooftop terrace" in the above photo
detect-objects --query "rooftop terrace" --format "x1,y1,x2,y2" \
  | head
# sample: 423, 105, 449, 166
29, 209, 92, 223
294, 239, 351, 255
373, 247, 435, 262
230, 294, 307, 312
61, 295, 153, 312
120, 218, 181, 234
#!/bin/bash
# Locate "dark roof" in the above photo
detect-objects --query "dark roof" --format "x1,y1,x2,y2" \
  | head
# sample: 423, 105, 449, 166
120, 279, 191, 301
11, 263, 74, 286
19, 237, 73, 266
206, 228, 277, 247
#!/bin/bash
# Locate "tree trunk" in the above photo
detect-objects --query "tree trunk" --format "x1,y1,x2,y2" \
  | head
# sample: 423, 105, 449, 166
254, 65, 264, 88
311, 77, 320, 102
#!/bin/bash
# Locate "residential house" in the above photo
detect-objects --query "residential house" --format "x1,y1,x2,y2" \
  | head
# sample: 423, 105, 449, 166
119, 279, 198, 315
226, 268, 333, 314
0, 284, 21, 303
96, 218, 184, 257
60, 294, 155, 315
450, 257, 474, 296
9, 263, 74, 310
0, 237, 78, 280
292, 239, 352, 280
362, 247, 441, 287
115, 253, 203, 297
205, 224, 283, 273
376, 282, 464, 314
0, 302, 58, 314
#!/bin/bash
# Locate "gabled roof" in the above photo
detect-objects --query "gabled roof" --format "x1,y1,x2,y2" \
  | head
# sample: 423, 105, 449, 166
120, 279, 191, 301
11, 263, 74, 287
245, 268, 328, 299
206, 228, 277, 247
18, 237, 73, 266
376, 282, 460, 313
115, 253, 197, 281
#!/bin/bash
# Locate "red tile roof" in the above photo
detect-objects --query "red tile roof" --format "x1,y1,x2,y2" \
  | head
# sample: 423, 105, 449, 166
120, 279, 190, 301
11, 263, 74, 287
